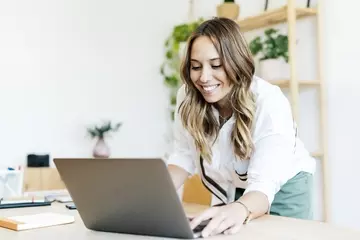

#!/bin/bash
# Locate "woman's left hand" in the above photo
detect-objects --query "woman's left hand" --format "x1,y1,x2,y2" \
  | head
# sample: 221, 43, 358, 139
190, 202, 247, 237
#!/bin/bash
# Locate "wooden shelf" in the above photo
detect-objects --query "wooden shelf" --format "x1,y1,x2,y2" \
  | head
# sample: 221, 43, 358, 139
268, 79, 320, 88
238, 6, 317, 32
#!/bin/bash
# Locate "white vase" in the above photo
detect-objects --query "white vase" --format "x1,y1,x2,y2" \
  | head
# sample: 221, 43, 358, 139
259, 58, 290, 82
93, 137, 110, 158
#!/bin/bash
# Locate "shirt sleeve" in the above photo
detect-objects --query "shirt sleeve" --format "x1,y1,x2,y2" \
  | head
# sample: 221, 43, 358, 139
243, 87, 297, 209
166, 85, 196, 176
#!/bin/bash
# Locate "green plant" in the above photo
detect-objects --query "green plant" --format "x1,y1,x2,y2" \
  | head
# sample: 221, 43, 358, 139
160, 19, 203, 120
87, 120, 122, 139
249, 28, 289, 62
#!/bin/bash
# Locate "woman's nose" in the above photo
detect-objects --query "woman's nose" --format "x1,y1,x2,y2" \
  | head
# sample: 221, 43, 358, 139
199, 68, 211, 83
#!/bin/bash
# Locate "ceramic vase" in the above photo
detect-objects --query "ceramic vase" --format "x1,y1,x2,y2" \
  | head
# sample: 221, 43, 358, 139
93, 137, 110, 158
259, 59, 290, 82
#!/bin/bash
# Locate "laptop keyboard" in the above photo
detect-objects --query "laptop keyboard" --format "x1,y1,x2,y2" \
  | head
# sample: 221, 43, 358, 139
188, 218, 211, 234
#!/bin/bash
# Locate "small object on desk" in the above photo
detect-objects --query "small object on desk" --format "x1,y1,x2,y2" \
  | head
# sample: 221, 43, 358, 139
65, 203, 76, 210
55, 195, 73, 203
24, 189, 72, 203
0, 212, 75, 231
45, 195, 73, 203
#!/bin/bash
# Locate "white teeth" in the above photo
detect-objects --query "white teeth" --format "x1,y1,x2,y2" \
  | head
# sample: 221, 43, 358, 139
203, 85, 218, 92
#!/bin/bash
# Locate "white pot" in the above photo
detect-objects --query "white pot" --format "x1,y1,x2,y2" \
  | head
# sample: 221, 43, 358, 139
259, 58, 290, 81
93, 137, 110, 158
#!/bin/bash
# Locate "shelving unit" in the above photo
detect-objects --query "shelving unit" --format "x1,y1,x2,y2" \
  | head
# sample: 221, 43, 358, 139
237, 0, 329, 222
267, 79, 321, 88
237, 6, 317, 33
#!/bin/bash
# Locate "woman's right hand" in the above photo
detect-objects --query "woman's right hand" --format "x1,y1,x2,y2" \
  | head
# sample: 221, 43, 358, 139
168, 164, 190, 191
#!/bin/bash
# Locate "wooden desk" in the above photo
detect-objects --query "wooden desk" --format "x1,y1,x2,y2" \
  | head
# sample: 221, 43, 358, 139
0, 203, 359, 239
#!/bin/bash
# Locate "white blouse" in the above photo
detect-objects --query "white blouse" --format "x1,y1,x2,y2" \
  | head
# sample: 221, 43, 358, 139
167, 76, 316, 206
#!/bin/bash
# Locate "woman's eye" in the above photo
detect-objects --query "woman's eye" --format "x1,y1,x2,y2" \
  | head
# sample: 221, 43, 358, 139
191, 66, 201, 70
212, 65, 222, 69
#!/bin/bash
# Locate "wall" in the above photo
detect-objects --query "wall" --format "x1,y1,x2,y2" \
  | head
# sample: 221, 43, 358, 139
321, 0, 360, 231
0, 0, 189, 168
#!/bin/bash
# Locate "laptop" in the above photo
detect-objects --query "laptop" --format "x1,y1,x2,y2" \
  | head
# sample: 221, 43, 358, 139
54, 158, 208, 239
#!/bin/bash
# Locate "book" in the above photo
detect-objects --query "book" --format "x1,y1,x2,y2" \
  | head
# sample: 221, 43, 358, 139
0, 212, 75, 231
0, 196, 47, 205
0, 201, 51, 209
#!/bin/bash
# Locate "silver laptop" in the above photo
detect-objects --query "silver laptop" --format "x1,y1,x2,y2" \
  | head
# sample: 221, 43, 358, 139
54, 158, 207, 239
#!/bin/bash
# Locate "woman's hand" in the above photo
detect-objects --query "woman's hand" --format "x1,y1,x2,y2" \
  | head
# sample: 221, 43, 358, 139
190, 202, 247, 237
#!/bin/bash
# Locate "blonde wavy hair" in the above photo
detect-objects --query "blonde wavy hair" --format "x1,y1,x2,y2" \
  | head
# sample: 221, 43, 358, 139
179, 17, 256, 162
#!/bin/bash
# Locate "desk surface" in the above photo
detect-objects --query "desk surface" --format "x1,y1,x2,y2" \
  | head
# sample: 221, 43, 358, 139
1, 202, 359, 240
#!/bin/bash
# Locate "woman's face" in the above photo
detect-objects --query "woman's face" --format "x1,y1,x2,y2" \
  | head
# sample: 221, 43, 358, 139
190, 36, 232, 106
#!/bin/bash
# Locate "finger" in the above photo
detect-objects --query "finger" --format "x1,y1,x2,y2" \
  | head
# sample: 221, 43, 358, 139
201, 214, 226, 237
224, 223, 243, 235
210, 218, 234, 236
190, 207, 218, 230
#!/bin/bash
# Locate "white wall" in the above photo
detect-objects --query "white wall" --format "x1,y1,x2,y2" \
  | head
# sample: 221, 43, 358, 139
0, 0, 190, 168
1, 0, 359, 231
321, 0, 360, 231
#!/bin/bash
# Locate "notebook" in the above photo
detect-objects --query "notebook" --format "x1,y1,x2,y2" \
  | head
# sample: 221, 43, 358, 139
0, 212, 75, 231
0, 196, 51, 209
0, 196, 46, 204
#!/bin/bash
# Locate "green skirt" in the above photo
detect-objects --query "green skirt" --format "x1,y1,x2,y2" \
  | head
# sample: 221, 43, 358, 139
235, 171, 314, 220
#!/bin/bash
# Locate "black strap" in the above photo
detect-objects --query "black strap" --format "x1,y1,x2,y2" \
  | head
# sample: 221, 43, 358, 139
199, 156, 227, 203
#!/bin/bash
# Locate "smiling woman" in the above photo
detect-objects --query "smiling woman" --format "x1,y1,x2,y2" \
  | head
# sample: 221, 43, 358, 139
189, 42, 231, 105
166, 17, 316, 238
180, 18, 255, 163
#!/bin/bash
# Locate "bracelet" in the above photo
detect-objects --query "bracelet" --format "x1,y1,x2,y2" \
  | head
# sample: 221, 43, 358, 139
234, 201, 252, 224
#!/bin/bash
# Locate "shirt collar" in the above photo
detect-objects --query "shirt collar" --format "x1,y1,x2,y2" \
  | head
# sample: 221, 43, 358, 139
211, 104, 235, 126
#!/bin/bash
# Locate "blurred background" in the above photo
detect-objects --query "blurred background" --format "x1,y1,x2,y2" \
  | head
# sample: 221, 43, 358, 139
0, 0, 359, 232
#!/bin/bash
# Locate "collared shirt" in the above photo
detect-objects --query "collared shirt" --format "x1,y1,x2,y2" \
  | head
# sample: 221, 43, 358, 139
167, 76, 316, 206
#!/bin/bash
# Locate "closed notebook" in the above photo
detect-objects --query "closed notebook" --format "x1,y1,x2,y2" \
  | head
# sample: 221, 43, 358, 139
0, 212, 75, 231
0, 196, 47, 204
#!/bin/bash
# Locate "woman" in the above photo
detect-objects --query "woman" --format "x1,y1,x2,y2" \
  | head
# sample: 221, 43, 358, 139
167, 17, 315, 237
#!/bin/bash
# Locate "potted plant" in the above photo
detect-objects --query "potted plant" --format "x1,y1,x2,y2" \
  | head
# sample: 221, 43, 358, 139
87, 120, 122, 158
217, 0, 240, 20
160, 19, 203, 120
248, 28, 289, 81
